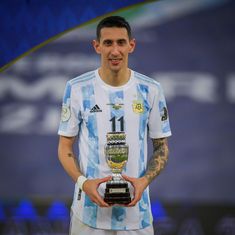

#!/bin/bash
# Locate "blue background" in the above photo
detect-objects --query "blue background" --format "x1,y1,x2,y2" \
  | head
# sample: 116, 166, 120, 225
0, 0, 149, 70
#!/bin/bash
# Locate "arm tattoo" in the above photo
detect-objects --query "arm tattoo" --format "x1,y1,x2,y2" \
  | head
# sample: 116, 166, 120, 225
67, 152, 81, 171
144, 138, 169, 184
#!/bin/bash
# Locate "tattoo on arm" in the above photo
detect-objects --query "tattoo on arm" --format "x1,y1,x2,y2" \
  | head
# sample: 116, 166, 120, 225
144, 138, 169, 184
67, 152, 81, 171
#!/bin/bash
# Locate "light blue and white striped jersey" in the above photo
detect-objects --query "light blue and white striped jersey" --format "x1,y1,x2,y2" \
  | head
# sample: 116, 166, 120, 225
58, 69, 171, 230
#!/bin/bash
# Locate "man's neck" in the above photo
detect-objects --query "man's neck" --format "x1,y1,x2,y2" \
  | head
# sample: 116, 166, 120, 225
98, 68, 131, 87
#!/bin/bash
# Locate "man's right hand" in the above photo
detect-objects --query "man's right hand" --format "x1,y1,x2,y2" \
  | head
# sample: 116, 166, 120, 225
82, 176, 112, 207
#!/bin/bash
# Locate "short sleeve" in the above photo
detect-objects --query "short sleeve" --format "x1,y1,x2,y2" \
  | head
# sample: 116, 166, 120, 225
58, 81, 81, 137
148, 83, 172, 139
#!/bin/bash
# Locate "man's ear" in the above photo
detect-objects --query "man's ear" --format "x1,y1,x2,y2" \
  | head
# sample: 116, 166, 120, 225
129, 38, 136, 54
93, 39, 101, 54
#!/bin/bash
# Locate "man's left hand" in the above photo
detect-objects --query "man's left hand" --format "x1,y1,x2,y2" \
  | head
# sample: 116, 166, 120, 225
122, 175, 149, 207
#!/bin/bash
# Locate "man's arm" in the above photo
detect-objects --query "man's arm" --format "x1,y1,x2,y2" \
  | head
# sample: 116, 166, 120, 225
123, 137, 169, 206
58, 135, 110, 207
58, 135, 82, 182
144, 137, 169, 184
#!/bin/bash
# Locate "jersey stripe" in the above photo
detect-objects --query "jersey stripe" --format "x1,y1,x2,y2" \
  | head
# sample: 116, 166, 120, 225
82, 84, 99, 227
63, 82, 71, 103
135, 71, 159, 86
137, 83, 148, 176
109, 90, 127, 230
70, 71, 95, 85
136, 83, 151, 228
60, 82, 71, 132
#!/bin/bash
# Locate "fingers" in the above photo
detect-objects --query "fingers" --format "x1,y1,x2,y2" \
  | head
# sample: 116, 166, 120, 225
91, 192, 110, 207
122, 174, 133, 182
128, 195, 141, 207
97, 176, 112, 185
122, 175, 145, 207
86, 188, 110, 207
122, 175, 136, 188
83, 178, 111, 208
83, 176, 145, 207
93, 177, 112, 207
127, 186, 142, 207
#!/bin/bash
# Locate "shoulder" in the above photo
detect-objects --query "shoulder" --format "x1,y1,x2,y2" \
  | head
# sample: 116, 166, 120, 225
133, 70, 161, 90
68, 70, 96, 87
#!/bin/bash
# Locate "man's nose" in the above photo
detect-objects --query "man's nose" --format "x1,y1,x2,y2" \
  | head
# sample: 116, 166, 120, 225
111, 44, 120, 55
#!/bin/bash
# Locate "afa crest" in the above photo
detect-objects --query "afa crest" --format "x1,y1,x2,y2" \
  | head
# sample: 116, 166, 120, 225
132, 101, 144, 114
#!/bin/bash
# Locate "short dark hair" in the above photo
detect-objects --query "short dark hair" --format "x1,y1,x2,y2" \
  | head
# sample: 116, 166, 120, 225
96, 16, 132, 41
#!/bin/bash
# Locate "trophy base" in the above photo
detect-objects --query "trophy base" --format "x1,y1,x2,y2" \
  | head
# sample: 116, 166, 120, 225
104, 181, 131, 205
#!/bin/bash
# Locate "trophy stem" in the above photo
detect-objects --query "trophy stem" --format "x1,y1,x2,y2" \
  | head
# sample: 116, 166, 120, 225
111, 173, 123, 182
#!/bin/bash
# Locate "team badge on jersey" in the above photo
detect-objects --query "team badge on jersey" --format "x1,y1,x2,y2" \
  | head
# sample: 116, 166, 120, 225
61, 104, 71, 122
132, 100, 144, 114
160, 107, 168, 121
159, 100, 168, 121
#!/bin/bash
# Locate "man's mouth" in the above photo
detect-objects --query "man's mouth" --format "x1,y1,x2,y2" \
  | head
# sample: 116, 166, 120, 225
109, 58, 121, 65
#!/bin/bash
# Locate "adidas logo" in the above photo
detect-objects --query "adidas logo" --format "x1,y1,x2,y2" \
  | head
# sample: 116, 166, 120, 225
90, 104, 102, 113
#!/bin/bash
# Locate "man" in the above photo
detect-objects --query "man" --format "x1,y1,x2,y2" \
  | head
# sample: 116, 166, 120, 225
58, 16, 171, 235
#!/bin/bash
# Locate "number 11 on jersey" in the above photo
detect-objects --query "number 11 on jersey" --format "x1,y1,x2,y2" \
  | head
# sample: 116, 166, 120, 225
109, 116, 124, 132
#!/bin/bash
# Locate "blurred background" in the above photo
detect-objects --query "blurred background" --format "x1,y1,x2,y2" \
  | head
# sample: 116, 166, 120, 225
0, 0, 235, 234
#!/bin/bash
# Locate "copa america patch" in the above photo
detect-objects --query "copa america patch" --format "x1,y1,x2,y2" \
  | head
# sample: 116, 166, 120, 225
61, 104, 71, 122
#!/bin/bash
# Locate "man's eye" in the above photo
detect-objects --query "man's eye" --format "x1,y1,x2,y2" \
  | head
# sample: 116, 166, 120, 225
104, 40, 112, 46
118, 40, 126, 45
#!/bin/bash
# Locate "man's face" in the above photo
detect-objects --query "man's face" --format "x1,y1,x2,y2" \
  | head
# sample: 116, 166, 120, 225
93, 27, 135, 73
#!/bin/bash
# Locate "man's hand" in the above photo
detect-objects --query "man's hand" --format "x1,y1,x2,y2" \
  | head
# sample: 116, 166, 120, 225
82, 176, 112, 207
122, 175, 149, 207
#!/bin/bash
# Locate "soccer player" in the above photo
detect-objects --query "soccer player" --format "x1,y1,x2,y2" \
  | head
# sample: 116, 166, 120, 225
58, 15, 171, 235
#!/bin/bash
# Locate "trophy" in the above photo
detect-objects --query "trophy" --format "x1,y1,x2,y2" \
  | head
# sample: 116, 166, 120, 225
104, 132, 131, 205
